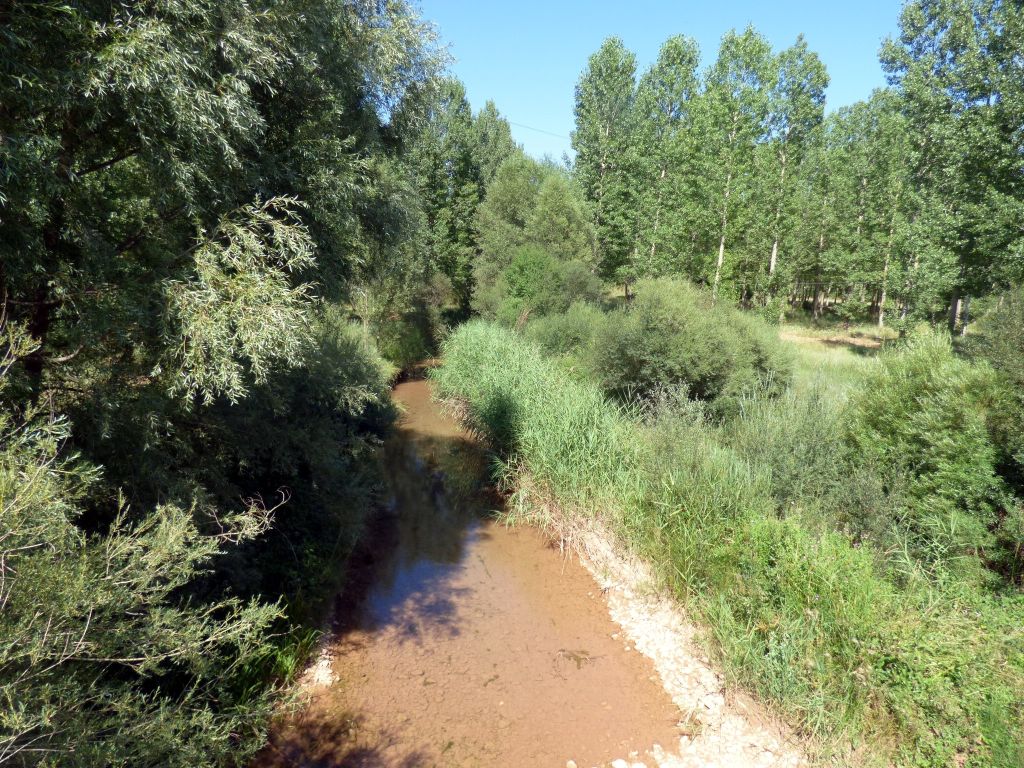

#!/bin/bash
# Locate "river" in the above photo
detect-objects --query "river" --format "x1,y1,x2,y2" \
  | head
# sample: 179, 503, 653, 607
255, 377, 680, 767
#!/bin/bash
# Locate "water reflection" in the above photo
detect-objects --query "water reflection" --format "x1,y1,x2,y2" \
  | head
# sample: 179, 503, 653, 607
255, 379, 681, 768
333, 394, 498, 643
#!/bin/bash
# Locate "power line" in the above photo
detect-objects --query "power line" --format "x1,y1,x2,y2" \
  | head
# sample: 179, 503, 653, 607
508, 121, 571, 140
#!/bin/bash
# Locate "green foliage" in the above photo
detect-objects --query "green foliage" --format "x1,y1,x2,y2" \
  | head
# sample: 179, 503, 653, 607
968, 288, 1024, 487
471, 100, 521, 185
473, 155, 596, 314
572, 37, 639, 277
586, 278, 792, 410
436, 321, 1024, 767
373, 311, 435, 373
882, 0, 1024, 309
0, 0, 438, 763
526, 174, 597, 263
757, 294, 787, 326
962, 290, 1024, 581
403, 78, 485, 312
169, 198, 317, 405
472, 154, 600, 325
722, 383, 895, 539
523, 301, 608, 357
433, 321, 638, 509
629, 35, 702, 279
474, 156, 547, 268
847, 330, 1004, 578
0, 331, 281, 766
482, 247, 602, 326
567, 8, 1024, 327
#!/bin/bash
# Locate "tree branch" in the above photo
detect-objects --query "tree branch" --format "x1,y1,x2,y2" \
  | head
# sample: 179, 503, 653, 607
74, 146, 141, 178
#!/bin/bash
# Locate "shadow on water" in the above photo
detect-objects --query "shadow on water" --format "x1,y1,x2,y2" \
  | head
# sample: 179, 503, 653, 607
254, 378, 682, 768
258, 397, 499, 767
258, 710, 430, 768
330, 419, 499, 646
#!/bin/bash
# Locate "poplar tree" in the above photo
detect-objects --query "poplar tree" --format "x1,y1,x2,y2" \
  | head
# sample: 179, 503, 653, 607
882, 0, 1024, 329
572, 37, 638, 281
472, 100, 521, 185
631, 35, 702, 278
862, 92, 914, 327
786, 122, 838, 316
762, 37, 828, 289
407, 79, 484, 312
697, 28, 774, 299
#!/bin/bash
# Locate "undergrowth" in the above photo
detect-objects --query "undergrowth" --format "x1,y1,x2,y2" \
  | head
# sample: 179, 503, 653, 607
433, 320, 1024, 768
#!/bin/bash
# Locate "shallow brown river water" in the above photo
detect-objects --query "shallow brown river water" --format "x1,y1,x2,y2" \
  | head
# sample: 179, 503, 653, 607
256, 378, 679, 767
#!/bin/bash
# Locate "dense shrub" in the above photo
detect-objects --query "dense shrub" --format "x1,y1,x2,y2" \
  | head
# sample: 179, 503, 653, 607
477, 245, 603, 325
523, 301, 607, 356
213, 313, 396, 612
0, 328, 281, 767
3, 305, 398, 765
847, 330, 1005, 580
587, 278, 792, 410
961, 291, 1024, 581
721, 385, 902, 549
967, 288, 1024, 489
375, 312, 433, 372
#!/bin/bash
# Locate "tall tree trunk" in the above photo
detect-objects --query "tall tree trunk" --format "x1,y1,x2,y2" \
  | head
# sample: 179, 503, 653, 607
648, 167, 666, 261
713, 117, 739, 302
947, 286, 961, 333
713, 169, 732, 301
878, 224, 894, 328
960, 295, 970, 335
29, 181, 73, 397
596, 122, 610, 257
768, 149, 788, 279
855, 175, 867, 241
23, 287, 51, 396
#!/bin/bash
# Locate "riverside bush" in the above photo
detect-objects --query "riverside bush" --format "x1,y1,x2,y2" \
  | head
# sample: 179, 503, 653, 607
968, 288, 1024, 489
478, 246, 603, 326
847, 330, 1005, 581
435, 320, 1024, 767
523, 301, 607, 356
586, 278, 792, 411
965, 289, 1024, 581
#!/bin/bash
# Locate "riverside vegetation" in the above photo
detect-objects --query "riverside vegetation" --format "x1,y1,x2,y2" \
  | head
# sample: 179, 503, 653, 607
2, 1, 1023, 767
435, 304, 1024, 767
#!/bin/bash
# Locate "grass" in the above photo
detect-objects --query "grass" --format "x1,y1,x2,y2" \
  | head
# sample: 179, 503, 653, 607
778, 321, 881, 399
781, 312, 900, 343
434, 320, 1024, 768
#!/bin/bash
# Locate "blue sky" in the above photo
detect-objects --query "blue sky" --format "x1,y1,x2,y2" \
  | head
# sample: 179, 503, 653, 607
417, 1, 904, 160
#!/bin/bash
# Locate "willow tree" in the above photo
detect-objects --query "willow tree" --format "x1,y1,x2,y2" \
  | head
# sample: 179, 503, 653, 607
0, 0, 439, 763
